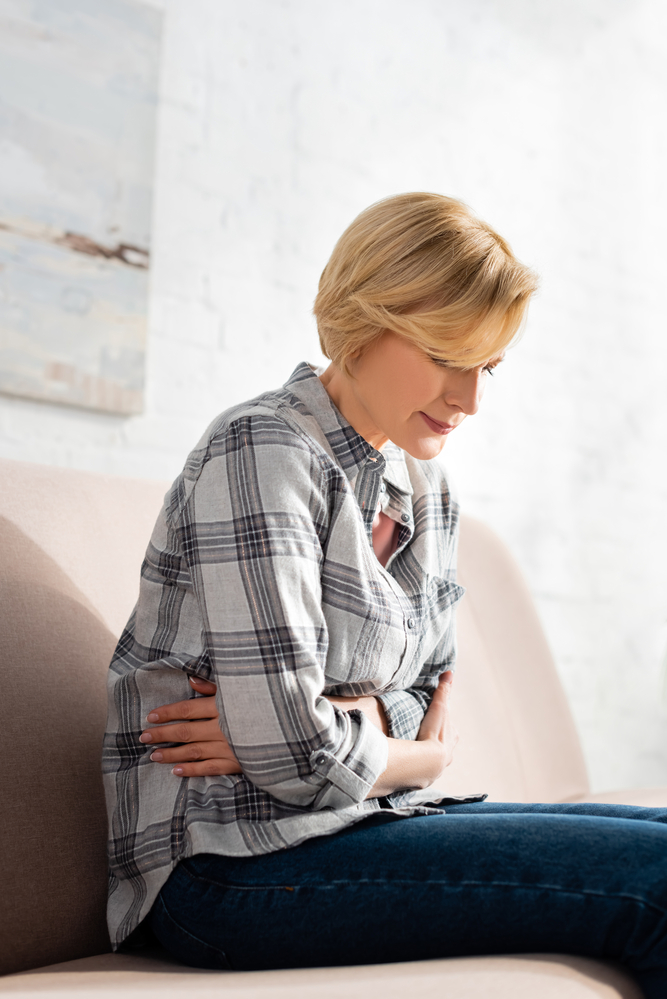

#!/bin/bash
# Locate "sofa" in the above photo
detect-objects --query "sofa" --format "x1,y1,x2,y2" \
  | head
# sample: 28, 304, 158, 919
0, 455, 662, 997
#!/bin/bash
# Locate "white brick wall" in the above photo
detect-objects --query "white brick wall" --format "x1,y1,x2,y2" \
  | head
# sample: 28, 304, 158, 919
1, 0, 666, 791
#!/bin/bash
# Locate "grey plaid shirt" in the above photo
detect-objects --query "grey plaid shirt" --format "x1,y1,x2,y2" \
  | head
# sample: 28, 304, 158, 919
103, 362, 471, 949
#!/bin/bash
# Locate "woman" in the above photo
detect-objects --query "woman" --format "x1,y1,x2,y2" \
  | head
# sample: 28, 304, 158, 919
104, 193, 667, 996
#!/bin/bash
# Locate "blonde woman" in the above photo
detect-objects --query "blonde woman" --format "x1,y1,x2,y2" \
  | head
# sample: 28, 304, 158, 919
104, 194, 667, 996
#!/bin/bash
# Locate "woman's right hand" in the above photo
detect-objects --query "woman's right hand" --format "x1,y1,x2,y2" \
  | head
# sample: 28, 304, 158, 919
140, 676, 242, 778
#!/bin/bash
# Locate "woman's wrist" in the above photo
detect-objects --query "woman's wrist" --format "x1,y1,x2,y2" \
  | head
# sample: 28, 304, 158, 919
367, 736, 440, 798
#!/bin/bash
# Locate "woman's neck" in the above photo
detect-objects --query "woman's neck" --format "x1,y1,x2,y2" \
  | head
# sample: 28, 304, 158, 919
318, 362, 388, 452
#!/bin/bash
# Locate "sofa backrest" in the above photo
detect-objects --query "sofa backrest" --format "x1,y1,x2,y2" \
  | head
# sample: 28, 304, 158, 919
0, 457, 589, 976
445, 516, 589, 804
0, 458, 167, 975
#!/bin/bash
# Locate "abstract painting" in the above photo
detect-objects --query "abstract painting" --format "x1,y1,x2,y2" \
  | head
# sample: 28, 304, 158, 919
0, 0, 162, 414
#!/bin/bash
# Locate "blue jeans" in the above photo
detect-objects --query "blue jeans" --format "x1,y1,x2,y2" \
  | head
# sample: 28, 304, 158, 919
150, 801, 667, 998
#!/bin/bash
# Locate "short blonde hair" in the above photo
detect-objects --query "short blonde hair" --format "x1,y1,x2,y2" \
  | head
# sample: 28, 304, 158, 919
314, 192, 538, 371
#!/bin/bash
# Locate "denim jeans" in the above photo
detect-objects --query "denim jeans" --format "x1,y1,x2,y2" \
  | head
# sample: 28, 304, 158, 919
150, 801, 667, 998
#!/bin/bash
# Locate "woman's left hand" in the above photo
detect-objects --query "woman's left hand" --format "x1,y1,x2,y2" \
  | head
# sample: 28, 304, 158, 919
140, 676, 241, 778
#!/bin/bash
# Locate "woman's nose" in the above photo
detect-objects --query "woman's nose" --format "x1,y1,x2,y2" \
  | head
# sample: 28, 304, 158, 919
444, 369, 484, 415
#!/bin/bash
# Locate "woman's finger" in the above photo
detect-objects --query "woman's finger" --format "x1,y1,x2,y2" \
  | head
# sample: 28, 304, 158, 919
171, 759, 241, 778
188, 676, 218, 696
140, 719, 225, 745
145, 695, 219, 725
149, 741, 236, 764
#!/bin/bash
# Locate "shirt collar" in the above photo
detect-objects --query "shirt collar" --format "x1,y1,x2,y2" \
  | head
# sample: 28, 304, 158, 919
381, 442, 414, 496
283, 362, 413, 495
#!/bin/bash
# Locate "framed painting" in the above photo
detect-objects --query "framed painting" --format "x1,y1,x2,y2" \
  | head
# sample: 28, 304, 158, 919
0, 0, 162, 414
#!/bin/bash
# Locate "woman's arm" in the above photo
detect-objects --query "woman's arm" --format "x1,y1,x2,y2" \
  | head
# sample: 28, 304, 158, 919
139, 677, 389, 773
141, 673, 458, 795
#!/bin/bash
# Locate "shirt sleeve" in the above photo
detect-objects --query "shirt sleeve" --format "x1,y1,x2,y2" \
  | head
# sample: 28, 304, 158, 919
180, 414, 388, 810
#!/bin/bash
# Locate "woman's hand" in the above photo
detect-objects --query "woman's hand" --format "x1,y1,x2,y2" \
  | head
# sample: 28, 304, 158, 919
368, 671, 458, 798
140, 676, 241, 778
415, 670, 459, 777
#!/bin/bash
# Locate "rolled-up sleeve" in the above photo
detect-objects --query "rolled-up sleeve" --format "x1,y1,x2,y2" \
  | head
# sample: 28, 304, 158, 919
308, 708, 388, 808
182, 414, 389, 809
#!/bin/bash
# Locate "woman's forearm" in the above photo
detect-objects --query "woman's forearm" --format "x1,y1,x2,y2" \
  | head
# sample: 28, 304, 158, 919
327, 689, 452, 798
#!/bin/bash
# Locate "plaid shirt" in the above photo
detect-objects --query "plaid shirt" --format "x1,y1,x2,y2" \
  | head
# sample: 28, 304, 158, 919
103, 362, 470, 949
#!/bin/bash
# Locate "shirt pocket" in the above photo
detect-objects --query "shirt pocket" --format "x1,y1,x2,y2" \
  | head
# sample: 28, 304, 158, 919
321, 563, 408, 688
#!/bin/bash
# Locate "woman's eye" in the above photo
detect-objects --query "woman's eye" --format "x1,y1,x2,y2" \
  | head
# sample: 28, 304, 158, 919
429, 355, 498, 375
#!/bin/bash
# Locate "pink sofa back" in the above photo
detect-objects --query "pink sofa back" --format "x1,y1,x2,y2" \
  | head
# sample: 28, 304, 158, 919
446, 517, 589, 804
0, 457, 589, 976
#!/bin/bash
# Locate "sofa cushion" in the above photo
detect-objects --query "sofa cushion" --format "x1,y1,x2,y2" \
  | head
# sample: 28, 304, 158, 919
0, 951, 644, 998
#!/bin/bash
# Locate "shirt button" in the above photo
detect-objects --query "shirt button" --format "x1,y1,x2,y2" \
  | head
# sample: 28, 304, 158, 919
407, 618, 415, 629
401, 513, 410, 523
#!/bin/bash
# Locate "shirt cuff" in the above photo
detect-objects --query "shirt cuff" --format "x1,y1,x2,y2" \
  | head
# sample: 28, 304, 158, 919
309, 710, 388, 809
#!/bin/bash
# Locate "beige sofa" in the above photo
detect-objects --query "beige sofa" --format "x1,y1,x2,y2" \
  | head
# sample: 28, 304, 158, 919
0, 455, 663, 998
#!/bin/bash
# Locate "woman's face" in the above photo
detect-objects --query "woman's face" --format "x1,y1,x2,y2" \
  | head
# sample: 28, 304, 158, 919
321, 331, 502, 460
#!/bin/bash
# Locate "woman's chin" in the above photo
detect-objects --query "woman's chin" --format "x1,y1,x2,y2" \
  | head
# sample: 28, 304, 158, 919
402, 434, 447, 461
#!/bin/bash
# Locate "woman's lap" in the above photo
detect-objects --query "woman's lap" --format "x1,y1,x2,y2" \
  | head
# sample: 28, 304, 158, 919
150, 801, 667, 998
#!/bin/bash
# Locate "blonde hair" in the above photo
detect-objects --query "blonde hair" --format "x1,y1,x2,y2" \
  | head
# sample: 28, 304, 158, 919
314, 192, 538, 371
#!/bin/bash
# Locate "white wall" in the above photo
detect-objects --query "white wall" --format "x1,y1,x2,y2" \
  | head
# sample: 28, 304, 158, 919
1, 0, 666, 792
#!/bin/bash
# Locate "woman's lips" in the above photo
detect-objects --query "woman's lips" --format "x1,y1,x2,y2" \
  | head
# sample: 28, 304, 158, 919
419, 412, 456, 435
